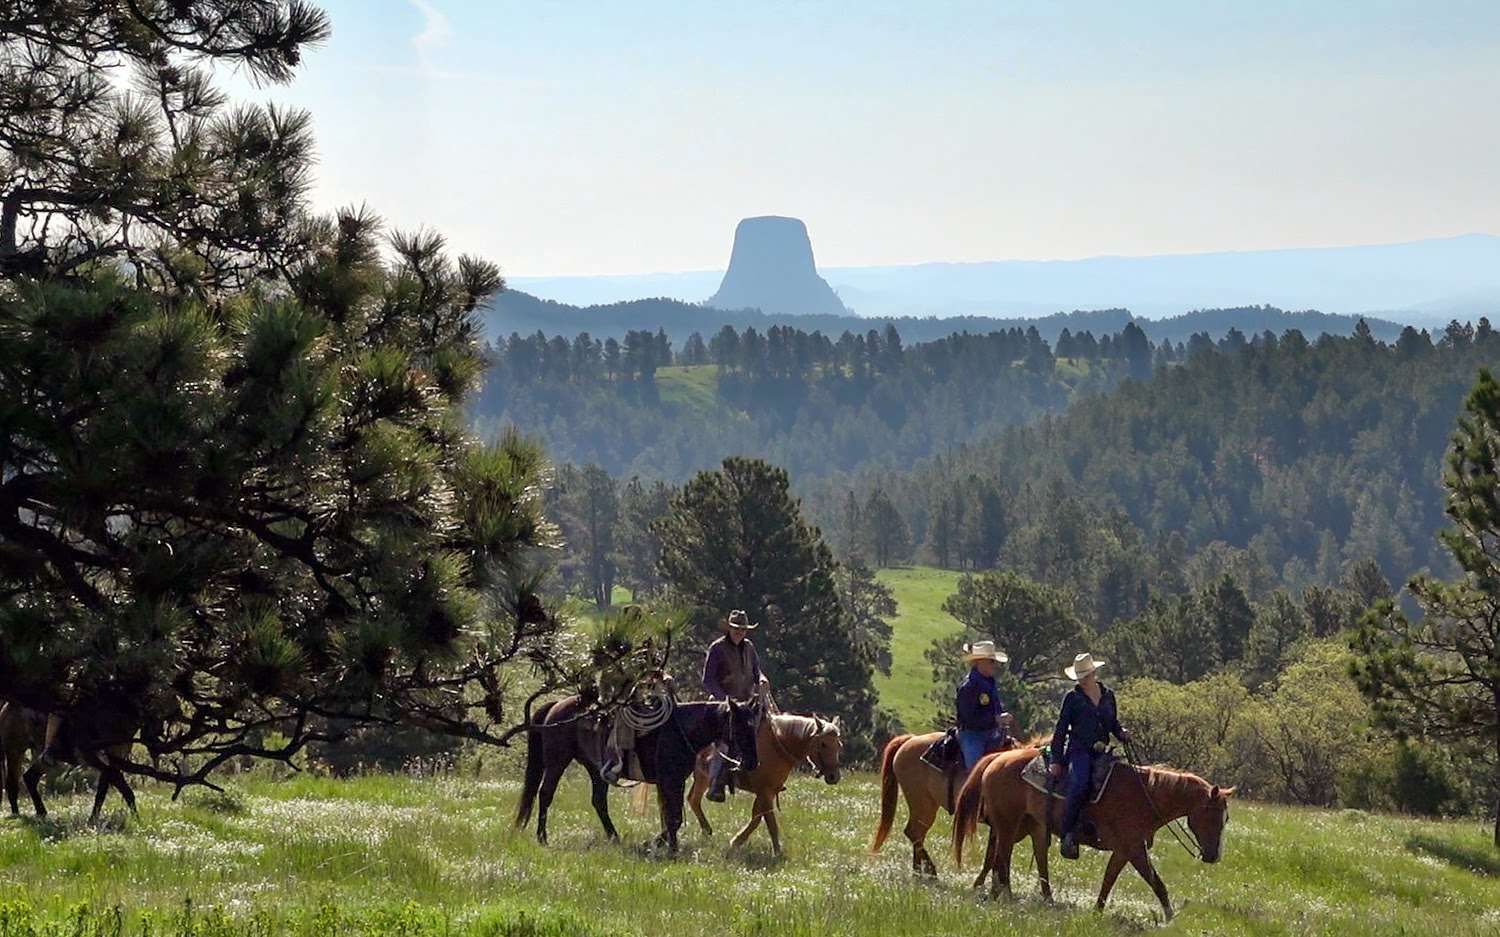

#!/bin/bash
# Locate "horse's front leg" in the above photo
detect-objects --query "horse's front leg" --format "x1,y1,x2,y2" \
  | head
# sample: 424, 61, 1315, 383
582, 762, 619, 842
763, 799, 784, 857
687, 760, 713, 835
729, 795, 765, 850
22, 765, 46, 818
1031, 819, 1053, 902
659, 779, 685, 857
1094, 849, 1131, 913
1126, 847, 1173, 922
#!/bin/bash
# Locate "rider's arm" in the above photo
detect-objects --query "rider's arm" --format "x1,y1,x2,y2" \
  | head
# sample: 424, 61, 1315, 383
1050, 692, 1076, 764
1107, 689, 1129, 742
702, 644, 726, 699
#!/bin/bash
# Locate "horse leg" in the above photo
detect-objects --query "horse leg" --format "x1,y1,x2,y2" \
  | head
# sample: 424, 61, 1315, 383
4, 761, 19, 815
660, 779, 684, 857
22, 764, 46, 818
687, 762, 713, 836
534, 761, 568, 845
582, 761, 619, 841
763, 801, 783, 857
903, 794, 938, 876
1031, 819, 1053, 902
1126, 847, 1173, 922
728, 796, 765, 850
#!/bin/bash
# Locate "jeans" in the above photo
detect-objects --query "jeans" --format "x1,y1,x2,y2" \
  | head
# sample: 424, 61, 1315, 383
1061, 748, 1094, 836
957, 727, 1005, 773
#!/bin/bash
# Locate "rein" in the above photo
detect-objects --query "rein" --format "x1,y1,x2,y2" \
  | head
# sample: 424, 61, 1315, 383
1123, 741, 1202, 859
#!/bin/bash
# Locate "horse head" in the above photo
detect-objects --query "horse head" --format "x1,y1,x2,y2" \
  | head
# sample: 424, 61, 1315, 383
807, 716, 843, 785
1186, 784, 1236, 863
725, 698, 760, 774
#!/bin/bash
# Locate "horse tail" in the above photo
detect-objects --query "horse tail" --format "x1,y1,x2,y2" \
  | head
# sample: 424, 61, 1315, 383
952, 751, 996, 870
869, 733, 909, 853
514, 699, 558, 829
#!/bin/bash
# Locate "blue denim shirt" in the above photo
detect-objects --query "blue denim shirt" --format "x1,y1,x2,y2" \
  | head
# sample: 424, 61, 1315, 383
956, 667, 1006, 732
1050, 683, 1124, 763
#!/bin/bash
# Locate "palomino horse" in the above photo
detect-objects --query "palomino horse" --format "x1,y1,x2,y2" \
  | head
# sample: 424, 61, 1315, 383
685, 712, 843, 855
952, 746, 1236, 921
870, 731, 1027, 875
0, 703, 139, 823
514, 694, 618, 845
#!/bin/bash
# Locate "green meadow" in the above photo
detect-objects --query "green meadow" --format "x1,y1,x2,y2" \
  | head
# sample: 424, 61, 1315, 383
874, 566, 967, 732
0, 766, 1495, 937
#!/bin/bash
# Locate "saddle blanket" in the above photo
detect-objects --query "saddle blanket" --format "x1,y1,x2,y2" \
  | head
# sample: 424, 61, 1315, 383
1021, 752, 1119, 804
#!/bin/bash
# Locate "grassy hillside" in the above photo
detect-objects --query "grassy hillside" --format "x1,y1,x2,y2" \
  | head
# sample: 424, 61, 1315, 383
874, 567, 965, 732
1, 769, 1495, 936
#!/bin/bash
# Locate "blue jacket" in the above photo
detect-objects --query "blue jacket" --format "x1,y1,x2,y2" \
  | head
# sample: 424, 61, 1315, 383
1050, 683, 1125, 763
956, 667, 1006, 732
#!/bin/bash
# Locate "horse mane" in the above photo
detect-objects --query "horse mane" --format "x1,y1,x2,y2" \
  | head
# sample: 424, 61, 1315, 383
771, 712, 824, 741
1142, 764, 1212, 805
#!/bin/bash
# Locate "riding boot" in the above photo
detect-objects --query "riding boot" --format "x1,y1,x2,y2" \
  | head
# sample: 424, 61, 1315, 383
706, 751, 729, 802
1060, 832, 1080, 860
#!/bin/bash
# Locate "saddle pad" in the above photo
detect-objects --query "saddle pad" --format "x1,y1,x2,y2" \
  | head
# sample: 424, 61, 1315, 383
1020, 753, 1117, 804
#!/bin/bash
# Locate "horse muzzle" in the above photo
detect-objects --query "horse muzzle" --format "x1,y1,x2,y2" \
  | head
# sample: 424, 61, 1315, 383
1200, 849, 1220, 864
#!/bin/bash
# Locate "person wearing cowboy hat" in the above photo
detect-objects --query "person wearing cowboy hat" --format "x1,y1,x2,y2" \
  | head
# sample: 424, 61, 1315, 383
1049, 652, 1132, 859
955, 640, 1017, 773
701, 609, 769, 801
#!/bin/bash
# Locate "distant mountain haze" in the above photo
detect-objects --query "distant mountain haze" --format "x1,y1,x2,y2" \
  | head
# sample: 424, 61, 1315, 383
507, 231, 1500, 323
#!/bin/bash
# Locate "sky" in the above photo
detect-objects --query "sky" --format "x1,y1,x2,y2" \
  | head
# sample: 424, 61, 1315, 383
218, 1, 1500, 278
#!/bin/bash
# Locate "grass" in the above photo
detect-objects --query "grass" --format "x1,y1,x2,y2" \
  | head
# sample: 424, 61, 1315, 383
874, 567, 966, 732
1, 768, 1497, 936
654, 366, 723, 415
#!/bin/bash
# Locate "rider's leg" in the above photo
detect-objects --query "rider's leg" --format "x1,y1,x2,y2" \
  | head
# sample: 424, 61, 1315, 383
36, 714, 61, 767
706, 744, 729, 802
1060, 749, 1092, 859
957, 729, 987, 773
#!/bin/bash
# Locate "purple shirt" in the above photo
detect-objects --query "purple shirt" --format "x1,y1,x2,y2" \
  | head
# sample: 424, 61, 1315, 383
702, 635, 762, 700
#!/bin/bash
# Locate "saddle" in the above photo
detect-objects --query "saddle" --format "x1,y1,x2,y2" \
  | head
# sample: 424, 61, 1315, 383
1021, 750, 1121, 804
919, 727, 963, 772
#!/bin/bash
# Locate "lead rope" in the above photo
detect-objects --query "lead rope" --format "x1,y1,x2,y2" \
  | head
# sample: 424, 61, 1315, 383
1123, 741, 1201, 859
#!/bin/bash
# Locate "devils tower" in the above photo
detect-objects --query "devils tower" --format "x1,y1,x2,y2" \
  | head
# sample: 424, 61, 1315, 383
707, 216, 849, 315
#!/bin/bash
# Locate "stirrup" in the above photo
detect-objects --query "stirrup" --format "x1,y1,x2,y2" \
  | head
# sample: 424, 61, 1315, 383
1060, 833, 1080, 860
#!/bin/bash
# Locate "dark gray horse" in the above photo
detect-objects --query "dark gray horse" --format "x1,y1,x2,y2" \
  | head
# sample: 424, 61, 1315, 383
516, 695, 759, 855
0, 703, 139, 823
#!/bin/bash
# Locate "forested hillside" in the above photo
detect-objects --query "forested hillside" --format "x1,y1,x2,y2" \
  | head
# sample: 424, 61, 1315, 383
808, 319, 1500, 593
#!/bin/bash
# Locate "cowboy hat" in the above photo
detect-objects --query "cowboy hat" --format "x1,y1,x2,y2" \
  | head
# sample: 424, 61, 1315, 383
961, 640, 1008, 664
1064, 652, 1105, 680
726, 609, 758, 630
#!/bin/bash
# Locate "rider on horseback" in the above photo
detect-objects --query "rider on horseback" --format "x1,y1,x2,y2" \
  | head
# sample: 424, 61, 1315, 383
1049, 652, 1132, 859
956, 641, 1015, 772
702, 609, 768, 802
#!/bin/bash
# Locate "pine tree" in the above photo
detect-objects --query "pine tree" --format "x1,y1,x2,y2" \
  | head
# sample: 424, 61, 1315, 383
654, 458, 876, 730
0, 2, 583, 790
1353, 368, 1500, 846
837, 553, 896, 677
938, 571, 1083, 683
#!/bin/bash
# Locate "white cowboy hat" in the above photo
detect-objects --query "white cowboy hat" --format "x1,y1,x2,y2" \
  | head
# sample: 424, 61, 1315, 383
961, 640, 1009, 664
1065, 652, 1105, 680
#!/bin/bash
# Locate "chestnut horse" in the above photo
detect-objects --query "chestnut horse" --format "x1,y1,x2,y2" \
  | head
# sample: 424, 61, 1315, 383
952, 746, 1235, 921
870, 731, 1031, 875
685, 712, 843, 855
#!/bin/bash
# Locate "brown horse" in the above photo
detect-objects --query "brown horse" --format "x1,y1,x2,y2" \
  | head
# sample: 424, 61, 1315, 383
514, 694, 618, 845
870, 731, 1028, 875
685, 712, 843, 855
0, 703, 139, 823
952, 745, 1236, 921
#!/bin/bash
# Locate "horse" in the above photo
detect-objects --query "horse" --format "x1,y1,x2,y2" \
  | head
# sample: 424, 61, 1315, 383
685, 711, 843, 855
0, 703, 139, 824
515, 695, 759, 856
514, 694, 619, 845
870, 731, 1027, 875
952, 745, 1236, 921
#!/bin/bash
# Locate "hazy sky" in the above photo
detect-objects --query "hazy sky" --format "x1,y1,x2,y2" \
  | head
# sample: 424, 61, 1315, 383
222, 1, 1500, 277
